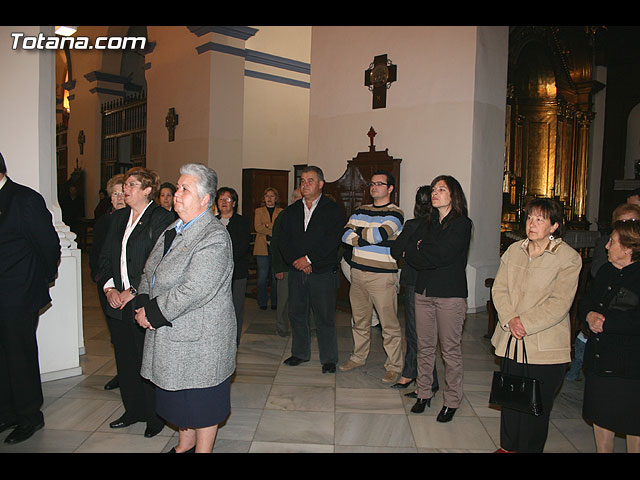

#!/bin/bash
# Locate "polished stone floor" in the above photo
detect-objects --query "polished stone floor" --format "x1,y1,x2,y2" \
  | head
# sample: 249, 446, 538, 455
0, 253, 629, 453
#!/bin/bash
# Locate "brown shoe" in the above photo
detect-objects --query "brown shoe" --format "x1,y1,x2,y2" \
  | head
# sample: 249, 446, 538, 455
338, 359, 365, 372
382, 371, 399, 384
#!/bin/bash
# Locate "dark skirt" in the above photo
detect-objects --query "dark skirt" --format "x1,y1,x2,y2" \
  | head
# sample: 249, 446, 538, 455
583, 373, 640, 435
155, 376, 231, 429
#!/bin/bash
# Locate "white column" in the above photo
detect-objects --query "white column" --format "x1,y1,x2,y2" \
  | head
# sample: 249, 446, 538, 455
0, 26, 83, 381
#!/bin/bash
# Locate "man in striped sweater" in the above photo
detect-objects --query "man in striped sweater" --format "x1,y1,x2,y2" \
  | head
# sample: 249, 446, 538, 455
339, 170, 405, 384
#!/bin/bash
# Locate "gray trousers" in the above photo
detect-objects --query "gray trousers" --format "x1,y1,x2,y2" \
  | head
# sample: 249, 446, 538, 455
414, 293, 466, 407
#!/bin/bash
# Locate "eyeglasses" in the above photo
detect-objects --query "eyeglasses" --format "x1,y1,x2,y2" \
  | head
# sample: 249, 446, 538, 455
124, 182, 142, 189
368, 182, 388, 187
111, 192, 124, 197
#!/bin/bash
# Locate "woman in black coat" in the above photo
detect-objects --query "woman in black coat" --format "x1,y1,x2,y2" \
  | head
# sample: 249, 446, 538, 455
99, 167, 174, 438
580, 219, 640, 453
390, 185, 438, 394
402, 175, 471, 422
216, 187, 251, 345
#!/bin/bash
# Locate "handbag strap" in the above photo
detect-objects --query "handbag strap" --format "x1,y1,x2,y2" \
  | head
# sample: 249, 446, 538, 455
503, 335, 530, 377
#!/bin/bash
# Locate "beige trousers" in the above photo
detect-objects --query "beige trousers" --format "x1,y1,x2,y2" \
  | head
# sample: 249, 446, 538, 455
414, 293, 466, 407
348, 268, 403, 373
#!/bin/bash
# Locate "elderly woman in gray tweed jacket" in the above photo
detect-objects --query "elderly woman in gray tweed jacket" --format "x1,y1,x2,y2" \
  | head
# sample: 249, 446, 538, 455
134, 163, 236, 454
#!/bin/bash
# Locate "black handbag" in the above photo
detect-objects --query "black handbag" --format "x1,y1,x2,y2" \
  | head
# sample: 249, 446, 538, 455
489, 335, 544, 416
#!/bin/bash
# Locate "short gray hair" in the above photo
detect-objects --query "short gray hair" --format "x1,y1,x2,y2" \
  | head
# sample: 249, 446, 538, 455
179, 163, 218, 208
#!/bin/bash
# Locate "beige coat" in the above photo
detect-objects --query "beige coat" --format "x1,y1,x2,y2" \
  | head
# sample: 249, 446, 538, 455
253, 206, 282, 256
491, 238, 582, 365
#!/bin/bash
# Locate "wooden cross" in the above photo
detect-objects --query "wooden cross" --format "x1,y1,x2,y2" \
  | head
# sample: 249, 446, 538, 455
367, 127, 377, 151
364, 54, 397, 109
165, 108, 179, 142
78, 130, 85, 154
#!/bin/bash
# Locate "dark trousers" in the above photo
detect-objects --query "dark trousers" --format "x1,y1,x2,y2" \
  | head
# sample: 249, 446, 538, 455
107, 305, 162, 427
288, 269, 338, 365
0, 308, 44, 427
499, 358, 567, 453
402, 288, 439, 390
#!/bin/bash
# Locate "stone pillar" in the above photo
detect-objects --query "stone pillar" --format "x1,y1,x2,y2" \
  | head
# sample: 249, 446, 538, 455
0, 26, 83, 381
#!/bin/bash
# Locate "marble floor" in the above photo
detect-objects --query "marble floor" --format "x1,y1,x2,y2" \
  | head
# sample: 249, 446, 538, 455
0, 253, 629, 453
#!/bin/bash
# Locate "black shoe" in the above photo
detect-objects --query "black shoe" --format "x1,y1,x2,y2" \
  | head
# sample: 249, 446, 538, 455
144, 421, 164, 438
259, 306, 267, 310
109, 415, 138, 429
410, 398, 431, 414
271, 305, 277, 310
436, 406, 457, 423
322, 363, 336, 373
104, 376, 119, 390
404, 390, 418, 399
168, 445, 196, 453
283, 356, 309, 366
0, 420, 18, 434
4, 421, 44, 444
391, 378, 415, 389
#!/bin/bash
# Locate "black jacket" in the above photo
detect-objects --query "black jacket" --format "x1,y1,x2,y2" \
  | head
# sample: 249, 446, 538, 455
391, 217, 423, 287
403, 210, 471, 298
0, 177, 61, 311
580, 261, 640, 379
277, 195, 345, 274
217, 213, 251, 279
99, 202, 175, 319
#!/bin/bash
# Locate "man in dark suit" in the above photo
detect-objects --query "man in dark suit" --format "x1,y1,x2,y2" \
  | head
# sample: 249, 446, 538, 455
277, 166, 345, 373
0, 152, 61, 444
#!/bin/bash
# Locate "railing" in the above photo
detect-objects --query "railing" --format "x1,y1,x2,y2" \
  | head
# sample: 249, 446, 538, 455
100, 91, 146, 186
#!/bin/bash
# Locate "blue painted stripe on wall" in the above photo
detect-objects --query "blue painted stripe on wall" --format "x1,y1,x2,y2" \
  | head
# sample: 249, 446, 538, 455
244, 69, 310, 89
245, 49, 310, 74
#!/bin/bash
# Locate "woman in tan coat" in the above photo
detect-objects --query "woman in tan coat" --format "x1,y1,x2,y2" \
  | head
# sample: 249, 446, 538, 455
491, 197, 582, 453
253, 188, 283, 310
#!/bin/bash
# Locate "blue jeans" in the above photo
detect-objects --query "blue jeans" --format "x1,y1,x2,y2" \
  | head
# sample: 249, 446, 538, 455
256, 254, 277, 308
288, 269, 339, 364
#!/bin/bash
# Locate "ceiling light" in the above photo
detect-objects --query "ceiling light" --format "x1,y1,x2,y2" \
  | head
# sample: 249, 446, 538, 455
55, 26, 77, 36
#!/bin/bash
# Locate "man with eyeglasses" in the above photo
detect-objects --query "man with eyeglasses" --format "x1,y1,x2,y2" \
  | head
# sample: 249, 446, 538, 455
277, 166, 345, 373
339, 170, 405, 384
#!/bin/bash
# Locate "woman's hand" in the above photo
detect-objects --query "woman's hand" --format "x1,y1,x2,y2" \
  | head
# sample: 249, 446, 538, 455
135, 307, 155, 330
586, 311, 605, 334
275, 272, 284, 280
508, 316, 527, 339
106, 288, 123, 309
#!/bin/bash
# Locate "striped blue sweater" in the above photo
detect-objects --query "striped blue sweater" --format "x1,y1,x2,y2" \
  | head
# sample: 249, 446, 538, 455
342, 202, 404, 273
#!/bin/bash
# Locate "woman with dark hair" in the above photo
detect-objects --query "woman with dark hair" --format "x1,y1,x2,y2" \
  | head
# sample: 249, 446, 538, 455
158, 182, 178, 219
491, 197, 581, 453
216, 187, 251, 344
403, 175, 471, 422
390, 185, 438, 394
253, 187, 283, 310
580, 219, 640, 453
99, 166, 175, 437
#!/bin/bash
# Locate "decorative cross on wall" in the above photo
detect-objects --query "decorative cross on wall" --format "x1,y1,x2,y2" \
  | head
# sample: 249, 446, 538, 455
364, 54, 397, 109
78, 130, 85, 155
165, 108, 179, 142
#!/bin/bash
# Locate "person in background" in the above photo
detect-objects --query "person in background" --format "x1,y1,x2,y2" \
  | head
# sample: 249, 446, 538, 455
60, 183, 85, 234
339, 170, 405, 385
99, 167, 174, 438
403, 175, 472, 421
491, 197, 581, 453
216, 186, 251, 345
158, 182, 178, 220
626, 188, 640, 206
391, 185, 439, 394
94, 188, 112, 220
270, 188, 302, 337
567, 202, 640, 381
253, 188, 283, 310
135, 163, 236, 453
581, 219, 640, 453
89, 173, 126, 391
0, 152, 61, 445
277, 166, 345, 374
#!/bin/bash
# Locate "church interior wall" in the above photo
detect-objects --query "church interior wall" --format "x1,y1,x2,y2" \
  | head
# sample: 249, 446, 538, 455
307, 26, 508, 310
